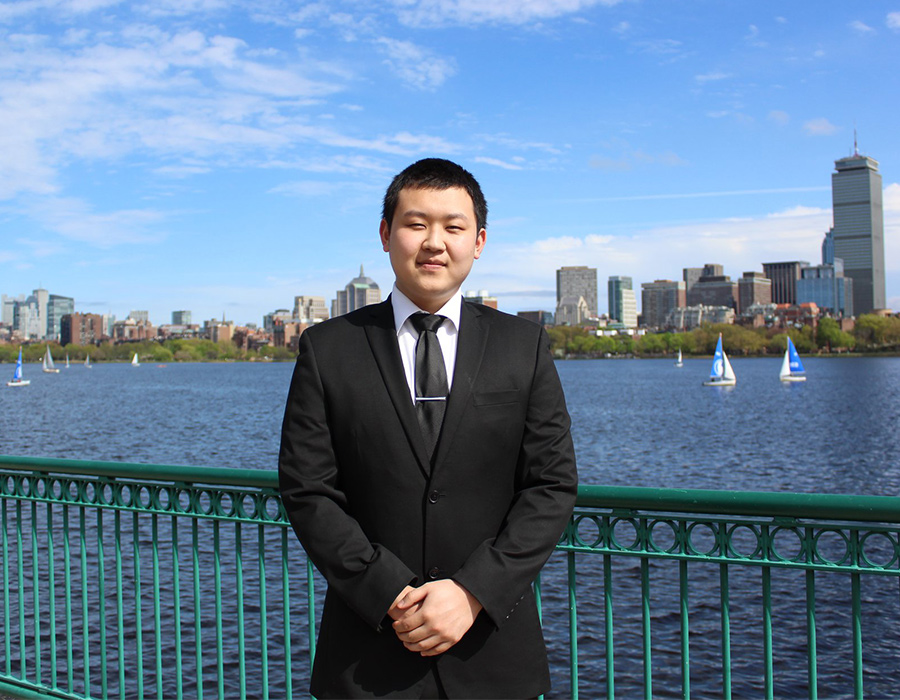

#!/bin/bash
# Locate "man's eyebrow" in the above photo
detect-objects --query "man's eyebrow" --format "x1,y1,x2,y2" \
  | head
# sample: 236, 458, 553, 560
400, 209, 470, 221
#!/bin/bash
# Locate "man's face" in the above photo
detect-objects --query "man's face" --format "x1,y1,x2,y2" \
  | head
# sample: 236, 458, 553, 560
380, 186, 486, 314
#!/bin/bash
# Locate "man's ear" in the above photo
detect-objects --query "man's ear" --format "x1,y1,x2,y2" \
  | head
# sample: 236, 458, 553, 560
473, 228, 486, 259
379, 219, 390, 252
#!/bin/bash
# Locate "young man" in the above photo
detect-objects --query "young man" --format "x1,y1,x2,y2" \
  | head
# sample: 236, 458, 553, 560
279, 158, 577, 698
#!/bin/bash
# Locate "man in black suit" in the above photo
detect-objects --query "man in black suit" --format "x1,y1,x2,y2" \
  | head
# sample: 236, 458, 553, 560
279, 158, 577, 698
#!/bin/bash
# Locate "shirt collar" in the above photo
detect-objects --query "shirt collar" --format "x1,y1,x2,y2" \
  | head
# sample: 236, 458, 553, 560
390, 284, 462, 335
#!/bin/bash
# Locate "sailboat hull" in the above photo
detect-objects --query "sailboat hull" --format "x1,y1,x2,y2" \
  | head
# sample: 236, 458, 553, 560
703, 378, 736, 387
6, 379, 30, 387
780, 375, 806, 383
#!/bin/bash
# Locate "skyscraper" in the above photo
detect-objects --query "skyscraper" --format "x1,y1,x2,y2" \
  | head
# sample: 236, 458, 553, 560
332, 265, 381, 318
608, 276, 637, 328
830, 147, 885, 314
556, 266, 597, 317
640, 280, 685, 329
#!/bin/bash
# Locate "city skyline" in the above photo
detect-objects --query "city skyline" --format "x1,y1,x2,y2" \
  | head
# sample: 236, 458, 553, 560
2, 2, 899, 326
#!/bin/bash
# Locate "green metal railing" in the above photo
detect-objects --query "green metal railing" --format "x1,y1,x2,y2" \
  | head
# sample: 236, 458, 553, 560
2, 455, 900, 699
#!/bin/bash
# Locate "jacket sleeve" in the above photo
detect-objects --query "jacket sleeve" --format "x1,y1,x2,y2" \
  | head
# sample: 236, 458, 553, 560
278, 330, 416, 630
452, 327, 578, 628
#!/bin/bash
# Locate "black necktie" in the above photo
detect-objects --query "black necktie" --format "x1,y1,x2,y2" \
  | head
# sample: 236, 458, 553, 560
411, 313, 449, 460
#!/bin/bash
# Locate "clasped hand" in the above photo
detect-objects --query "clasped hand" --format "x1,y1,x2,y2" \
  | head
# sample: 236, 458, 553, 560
387, 580, 483, 657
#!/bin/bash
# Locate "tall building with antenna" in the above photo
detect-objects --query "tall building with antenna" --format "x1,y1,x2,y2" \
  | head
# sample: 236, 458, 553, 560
830, 138, 885, 314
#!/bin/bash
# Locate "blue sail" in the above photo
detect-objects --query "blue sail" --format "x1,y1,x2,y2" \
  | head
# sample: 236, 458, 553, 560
710, 335, 725, 379
13, 349, 24, 381
788, 337, 805, 373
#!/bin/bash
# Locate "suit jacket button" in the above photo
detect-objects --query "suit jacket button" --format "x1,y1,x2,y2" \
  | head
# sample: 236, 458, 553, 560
428, 490, 440, 504
428, 567, 440, 579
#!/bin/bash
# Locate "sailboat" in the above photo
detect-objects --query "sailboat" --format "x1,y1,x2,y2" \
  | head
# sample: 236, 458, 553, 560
42, 347, 60, 374
65, 354, 70, 369
84, 354, 92, 369
779, 337, 807, 382
7, 348, 30, 387
675, 348, 683, 367
131, 352, 140, 367
703, 333, 736, 386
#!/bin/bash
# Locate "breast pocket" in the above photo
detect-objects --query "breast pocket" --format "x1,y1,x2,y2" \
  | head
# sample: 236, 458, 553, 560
472, 389, 520, 407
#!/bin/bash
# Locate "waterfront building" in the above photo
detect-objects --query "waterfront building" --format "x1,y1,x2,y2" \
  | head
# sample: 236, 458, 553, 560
33, 288, 49, 338
292, 296, 329, 323
737, 272, 772, 314
555, 295, 590, 326
112, 317, 156, 342
332, 265, 381, 318
47, 294, 74, 341
640, 280, 685, 330
128, 310, 150, 323
682, 267, 704, 297
61, 312, 105, 346
797, 230, 854, 317
688, 274, 736, 310
273, 320, 308, 351
464, 290, 498, 309
517, 310, 554, 327
667, 305, 735, 331
172, 310, 192, 325
830, 148, 885, 314
557, 266, 598, 317
209, 320, 234, 344
263, 309, 292, 334
608, 276, 637, 328
761, 261, 809, 305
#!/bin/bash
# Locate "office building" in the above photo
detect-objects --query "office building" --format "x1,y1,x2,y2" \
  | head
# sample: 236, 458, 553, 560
332, 265, 381, 318
830, 148, 885, 314
517, 311, 554, 327
47, 295, 74, 340
292, 296, 329, 323
555, 296, 590, 326
128, 310, 150, 323
608, 276, 637, 328
797, 230, 854, 316
61, 313, 105, 346
762, 261, 809, 305
641, 280, 685, 330
172, 310, 192, 325
688, 273, 736, 309
737, 272, 771, 314
464, 290, 498, 309
557, 266, 597, 317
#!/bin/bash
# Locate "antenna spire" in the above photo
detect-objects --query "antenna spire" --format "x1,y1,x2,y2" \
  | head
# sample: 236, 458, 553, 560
854, 126, 859, 156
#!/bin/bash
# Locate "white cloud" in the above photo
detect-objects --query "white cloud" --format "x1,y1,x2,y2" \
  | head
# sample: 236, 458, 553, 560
473, 156, 524, 171
768, 110, 790, 126
589, 149, 687, 171
884, 183, 900, 212
393, 0, 624, 27
695, 71, 731, 83
30, 197, 166, 247
887, 12, 900, 30
803, 118, 839, 136
375, 37, 456, 90
849, 20, 875, 33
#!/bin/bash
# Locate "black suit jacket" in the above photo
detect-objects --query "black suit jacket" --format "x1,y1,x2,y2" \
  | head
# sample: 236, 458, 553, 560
279, 298, 577, 699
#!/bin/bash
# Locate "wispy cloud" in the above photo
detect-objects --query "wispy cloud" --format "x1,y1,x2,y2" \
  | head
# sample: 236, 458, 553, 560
768, 110, 790, 126
28, 197, 167, 247
589, 149, 687, 171
474, 156, 524, 171
561, 186, 830, 204
695, 71, 731, 83
374, 37, 457, 90
887, 12, 900, 30
393, 0, 625, 28
803, 118, 839, 136
849, 20, 875, 34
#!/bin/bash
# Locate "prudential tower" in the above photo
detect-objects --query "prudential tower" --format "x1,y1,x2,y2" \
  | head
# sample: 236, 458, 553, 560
830, 144, 886, 314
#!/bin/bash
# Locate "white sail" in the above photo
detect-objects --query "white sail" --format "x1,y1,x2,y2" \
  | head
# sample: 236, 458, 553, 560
131, 352, 140, 367
779, 349, 791, 379
722, 351, 736, 381
703, 333, 736, 386
43, 347, 60, 373
675, 348, 683, 367
85, 354, 92, 368
780, 337, 807, 382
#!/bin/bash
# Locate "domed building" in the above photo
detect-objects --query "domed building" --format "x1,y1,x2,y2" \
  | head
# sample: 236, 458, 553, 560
332, 265, 381, 317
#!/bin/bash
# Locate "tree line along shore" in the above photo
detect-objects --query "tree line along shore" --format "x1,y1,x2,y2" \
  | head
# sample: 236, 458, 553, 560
2, 314, 899, 364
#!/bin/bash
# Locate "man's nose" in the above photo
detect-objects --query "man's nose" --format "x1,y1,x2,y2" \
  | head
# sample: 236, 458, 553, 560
422, 227, 446, 250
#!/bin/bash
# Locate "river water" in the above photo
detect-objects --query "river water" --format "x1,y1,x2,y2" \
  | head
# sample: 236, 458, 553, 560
2, 356, 899, 697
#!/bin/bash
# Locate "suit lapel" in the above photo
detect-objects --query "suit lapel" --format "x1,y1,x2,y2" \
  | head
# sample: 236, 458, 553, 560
432, 301, 488, 471
363, 298, 432, 477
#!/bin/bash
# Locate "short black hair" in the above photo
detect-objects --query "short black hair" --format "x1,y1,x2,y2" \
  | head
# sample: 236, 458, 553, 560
382, 158, 488, 231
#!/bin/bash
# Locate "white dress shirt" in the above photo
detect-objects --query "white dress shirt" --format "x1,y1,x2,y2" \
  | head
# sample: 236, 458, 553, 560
390, 284, 461, 405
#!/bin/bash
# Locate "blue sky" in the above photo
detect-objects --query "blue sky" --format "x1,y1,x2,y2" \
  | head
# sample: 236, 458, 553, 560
2, 0, 899, 326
